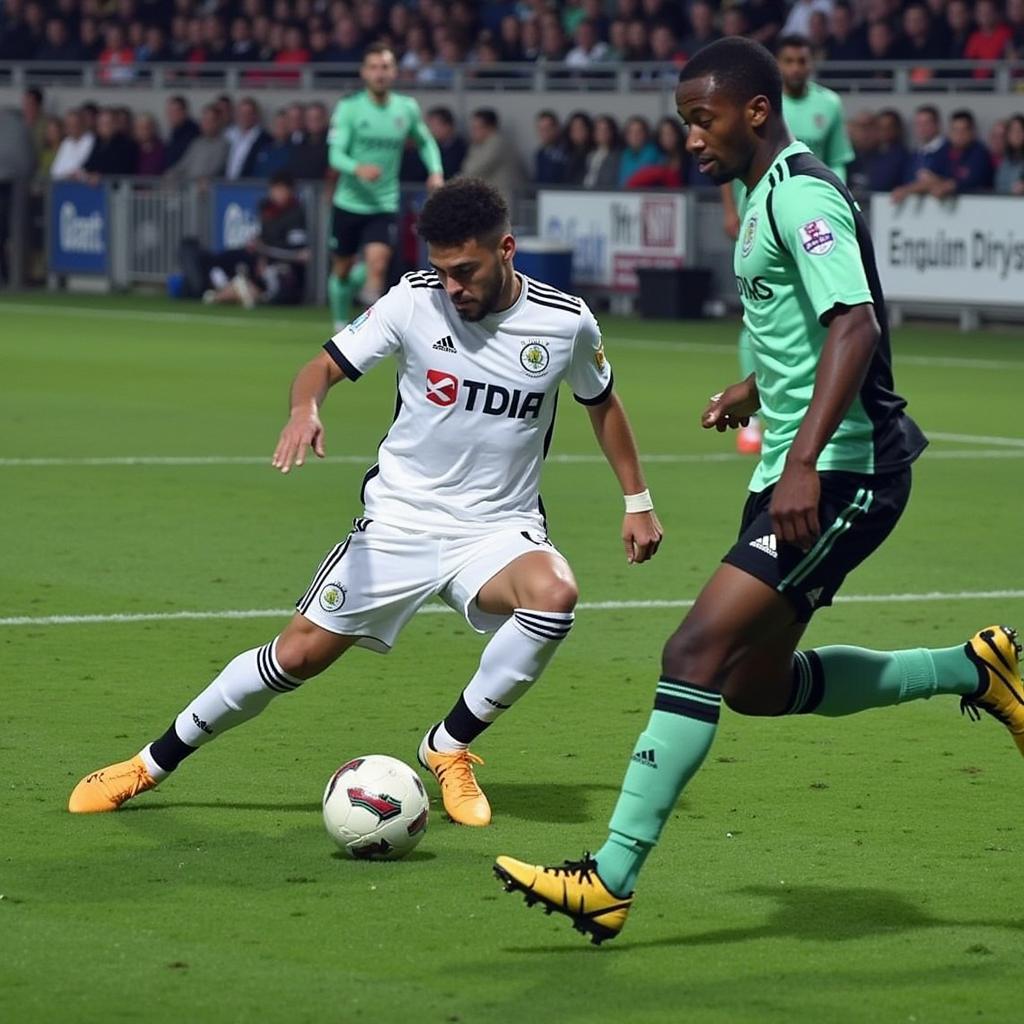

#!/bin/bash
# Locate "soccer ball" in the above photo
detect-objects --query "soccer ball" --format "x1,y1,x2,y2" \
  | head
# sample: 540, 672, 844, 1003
322, 754, 429, 861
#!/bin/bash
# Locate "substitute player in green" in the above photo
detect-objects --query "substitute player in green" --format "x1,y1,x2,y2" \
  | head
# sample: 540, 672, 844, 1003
495, 36, 1024, 944
724, 33, 854, 455
327, 43, 444, 330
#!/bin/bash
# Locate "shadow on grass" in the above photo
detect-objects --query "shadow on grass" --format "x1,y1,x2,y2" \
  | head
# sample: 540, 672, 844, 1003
485, 782, 621, 824
330, 849, 438, 863
504, 883, 1024, 954
123, 801, 320, 813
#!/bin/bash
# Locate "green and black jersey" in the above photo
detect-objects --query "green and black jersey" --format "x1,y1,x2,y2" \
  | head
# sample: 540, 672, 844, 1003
735, 140, 927, 492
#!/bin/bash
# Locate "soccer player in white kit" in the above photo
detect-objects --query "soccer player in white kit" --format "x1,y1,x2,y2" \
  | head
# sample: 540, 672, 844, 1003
69, 178, 664, 827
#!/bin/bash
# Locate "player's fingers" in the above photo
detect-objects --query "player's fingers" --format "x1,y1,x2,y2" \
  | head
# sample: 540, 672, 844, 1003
313, 428, 326, 459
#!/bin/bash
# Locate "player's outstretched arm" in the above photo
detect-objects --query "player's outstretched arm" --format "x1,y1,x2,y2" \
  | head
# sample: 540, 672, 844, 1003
586, 393, 663, 565
770, 302, 879, 549
271, 351, 346, 474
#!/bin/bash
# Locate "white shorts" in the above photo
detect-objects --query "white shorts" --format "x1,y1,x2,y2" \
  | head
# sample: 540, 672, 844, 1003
296, 518, 562, 653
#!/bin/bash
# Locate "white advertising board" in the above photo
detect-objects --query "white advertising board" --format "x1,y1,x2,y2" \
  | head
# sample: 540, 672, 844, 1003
537, 190, 688, 292
871, 194, 1024, 307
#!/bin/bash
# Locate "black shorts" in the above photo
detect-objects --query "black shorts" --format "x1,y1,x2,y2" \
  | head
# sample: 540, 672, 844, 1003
722, 468, 912, 623
329, 207, 398, 257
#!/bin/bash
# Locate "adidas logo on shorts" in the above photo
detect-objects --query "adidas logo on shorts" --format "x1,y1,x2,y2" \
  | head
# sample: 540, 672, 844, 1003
749, 534, 778, 558
432, 335, 457, 353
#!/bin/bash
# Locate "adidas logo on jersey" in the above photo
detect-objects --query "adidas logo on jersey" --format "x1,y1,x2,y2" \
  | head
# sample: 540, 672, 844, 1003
432, 335, 457, 353
806, 587, 824, 608
749, 534, 778, 558
631, 748, 657, 768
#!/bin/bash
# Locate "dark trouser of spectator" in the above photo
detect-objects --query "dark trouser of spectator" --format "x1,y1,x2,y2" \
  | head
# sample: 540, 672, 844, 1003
179, 237, 256, 297
179, 237, 303, 306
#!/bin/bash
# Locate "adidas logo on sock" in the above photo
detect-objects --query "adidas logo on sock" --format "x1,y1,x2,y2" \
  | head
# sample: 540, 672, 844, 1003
748, 534, 778, 558
192, 712, 213, 735
631, 748, 657, 768
432, 335, 457, 353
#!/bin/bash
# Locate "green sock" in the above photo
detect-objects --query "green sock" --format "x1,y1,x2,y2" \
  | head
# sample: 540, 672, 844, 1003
790, 644, 981, 717
328, 273, 352, 326
348, 261, 367, 295
594, 678, 721, 897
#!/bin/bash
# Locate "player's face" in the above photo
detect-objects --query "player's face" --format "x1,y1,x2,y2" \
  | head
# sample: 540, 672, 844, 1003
777, 46, 812, 93
428, 235, 513, 322
361, 52, 397, 95
676, 75, 765, 185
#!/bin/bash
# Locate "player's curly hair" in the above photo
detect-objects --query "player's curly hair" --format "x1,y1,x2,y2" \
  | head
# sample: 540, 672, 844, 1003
417, 178, 511, 248
678, 36, 783, 114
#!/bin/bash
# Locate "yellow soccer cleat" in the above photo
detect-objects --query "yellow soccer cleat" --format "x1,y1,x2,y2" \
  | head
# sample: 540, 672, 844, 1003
417, 743, 491, 827
961, 625, 1024, 756
494, 853, 634, 945
68, 755, 157, 813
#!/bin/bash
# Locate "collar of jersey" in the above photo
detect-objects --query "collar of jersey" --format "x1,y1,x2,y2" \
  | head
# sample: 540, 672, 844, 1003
746, 140, 811, 200
478, 272, 528, 327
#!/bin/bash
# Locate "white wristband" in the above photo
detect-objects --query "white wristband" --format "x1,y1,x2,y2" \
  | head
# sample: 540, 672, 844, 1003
624, 489, 654, 514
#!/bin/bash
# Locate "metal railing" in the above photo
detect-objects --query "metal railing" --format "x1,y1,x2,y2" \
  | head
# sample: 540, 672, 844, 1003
2, 58, 1023, 95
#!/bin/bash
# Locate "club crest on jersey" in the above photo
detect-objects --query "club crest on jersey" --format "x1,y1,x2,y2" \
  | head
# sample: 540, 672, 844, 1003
520, 340, 550, 376
426, 368, 459, 406
319, 582, 347, 612
799, 218, 835, 256
594, 343, 606, 370
741, 213, 758, 257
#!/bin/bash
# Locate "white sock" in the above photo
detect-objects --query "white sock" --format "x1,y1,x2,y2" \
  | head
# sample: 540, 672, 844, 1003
141, 638, 303, 775
428, 609, 575, 752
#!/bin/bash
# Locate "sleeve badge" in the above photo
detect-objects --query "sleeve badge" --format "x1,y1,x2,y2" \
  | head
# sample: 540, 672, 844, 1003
799, 218, 835, 256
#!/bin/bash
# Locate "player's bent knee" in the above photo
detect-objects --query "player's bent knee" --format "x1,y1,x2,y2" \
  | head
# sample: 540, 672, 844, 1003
661, 621, 730, 688
275, 625, 348, 680
524, 577, 578, 614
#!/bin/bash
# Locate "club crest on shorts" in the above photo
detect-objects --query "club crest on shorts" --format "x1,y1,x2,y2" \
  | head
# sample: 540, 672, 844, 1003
741, 213, 758, 257
319, 582, 347, 612
520, 340, 550, 376
799, 218, 835, 256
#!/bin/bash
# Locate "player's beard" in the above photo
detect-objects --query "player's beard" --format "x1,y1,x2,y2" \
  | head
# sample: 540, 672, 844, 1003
454, 266, 505, 321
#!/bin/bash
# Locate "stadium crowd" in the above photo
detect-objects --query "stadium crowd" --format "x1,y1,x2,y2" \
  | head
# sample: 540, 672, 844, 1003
1, 0, 1024, 73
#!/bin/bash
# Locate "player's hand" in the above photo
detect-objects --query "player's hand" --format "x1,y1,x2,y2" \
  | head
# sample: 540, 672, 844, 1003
271, 409, 326, 474
702, 380, 759, 432
355, 164, 381, 182
623, 511, 663, 564
723, 209, 740, 241
425, 172, 444, 192
770, 459, 821, 552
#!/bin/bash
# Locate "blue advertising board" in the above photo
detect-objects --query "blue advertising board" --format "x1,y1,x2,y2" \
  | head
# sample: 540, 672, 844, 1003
49, 181, 108, 274
211, 182, 263, 250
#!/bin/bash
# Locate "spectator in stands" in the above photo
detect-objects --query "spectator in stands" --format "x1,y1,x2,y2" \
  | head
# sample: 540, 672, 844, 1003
583, 114, 621, 189
535, 110, 569, 184
225, 17, 258, 62
649, 22, 685, 66
782, 0, 835, 40
742, 0, 787, 46
163, 103, 228, 186
807, 10, 830, 59
287, 102, 329, 180
138, 25, 171, 62
540, 18, 570, 60
276, 24, 311, 65
35, 17, 82, 61
460, 107, 528, 200
226, 98, 270, 180
331, 16, 365, 62
308, 24, 334, 62
425, 106, 466, 179
846, 109, 877, 192
164, 96, 199, 172
618, 115, 660, 186
944, 0, 974, 58
933, 109, 995, 193
721, 7, 750, 40
965, 0, 1013, 75
252, 110, 294, 178
283, 103, 305, 146
399, 24, 432, 72
98, 23, 136, 83
50, 108, 94, 180
563, 111, 595, 185
825, 1, 868, 61
988, 117, 1007, 165
625, 116, 687, 187
865, 19, 897, 61
21, 88, 45, 170
892, 105, 951, 202
79, 107, 138, 182
36, 115, 62, 182
995, 114, 1024, 193
134, 114, 166, 176
1009, 0, 1024, 52
0, 106, 35, 284
624, 18, 650, 58
192, 172, 309, 308
868, 108, 912, 190
79, 101, 98, 137
521, 18, 542, 60
78, 17, 102, 60
679, 0, 722, 60
566, 18, 611, 65
499, 15, 523, 60
895, 2, 944, 66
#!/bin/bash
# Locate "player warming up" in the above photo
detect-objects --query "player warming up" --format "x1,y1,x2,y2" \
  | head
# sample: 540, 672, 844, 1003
69, 179, 663, 827
327, 43, 444, 330
495, 37, 1022, 943
722, 33, 854, 456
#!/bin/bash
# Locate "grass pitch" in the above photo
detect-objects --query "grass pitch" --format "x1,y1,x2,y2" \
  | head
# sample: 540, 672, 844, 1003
2, 294, 1023, 1024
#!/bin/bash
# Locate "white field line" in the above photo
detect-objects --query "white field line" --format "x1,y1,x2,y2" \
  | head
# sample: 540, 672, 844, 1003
927, 431, 1024, 448
3, 302, 1023, 371
2, 588, 1023, 629
2, 447, 1024, 468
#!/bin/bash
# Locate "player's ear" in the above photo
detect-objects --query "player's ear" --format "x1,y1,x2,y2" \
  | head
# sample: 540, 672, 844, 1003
748, 95, 770, 131
500, 233, 516, 265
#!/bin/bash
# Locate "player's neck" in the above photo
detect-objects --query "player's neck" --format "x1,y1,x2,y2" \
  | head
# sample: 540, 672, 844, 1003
367, 89, 390, 106
495, 271, 522, 314
784, 84, 809, 100
741, 125, 795, 192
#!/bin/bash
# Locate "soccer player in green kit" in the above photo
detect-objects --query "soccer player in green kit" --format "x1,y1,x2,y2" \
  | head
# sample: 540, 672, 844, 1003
327, 43, 444, 329
723, 33, 854, 455
494, 36, 1024, 944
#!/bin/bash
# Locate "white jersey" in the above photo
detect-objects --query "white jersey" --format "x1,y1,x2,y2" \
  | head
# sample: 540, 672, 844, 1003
324, 270, 613, 536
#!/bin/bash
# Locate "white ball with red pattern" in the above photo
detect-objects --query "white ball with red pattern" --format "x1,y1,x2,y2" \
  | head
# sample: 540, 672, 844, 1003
322, 754, 429, 861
